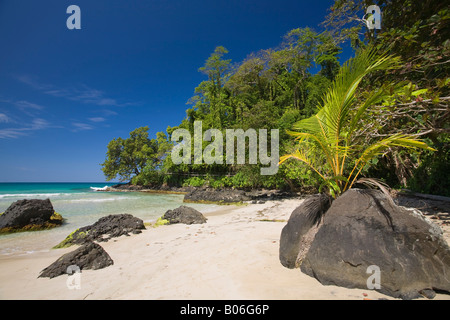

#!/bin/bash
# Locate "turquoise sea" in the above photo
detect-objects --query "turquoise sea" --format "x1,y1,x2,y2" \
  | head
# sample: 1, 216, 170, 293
0, 182, 218, 256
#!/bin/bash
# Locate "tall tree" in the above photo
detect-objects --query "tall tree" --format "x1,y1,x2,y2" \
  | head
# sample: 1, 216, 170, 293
101, 127, 158, 181
189, 46, 232, 129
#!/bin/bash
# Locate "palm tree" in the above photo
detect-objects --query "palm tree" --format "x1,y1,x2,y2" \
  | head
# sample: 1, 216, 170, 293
279, 48, 435, 198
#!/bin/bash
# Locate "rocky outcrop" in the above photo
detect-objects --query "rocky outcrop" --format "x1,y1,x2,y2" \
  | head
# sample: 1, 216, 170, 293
184, 188, 251, 204
39, 242, 113, 278
54, 213, 145, 248
280, 188, 450, 299
109, 183, 194, 194
184, 187, 297, 204
162, 205, 207, 225
108, 183, 146, 191
107, 183, 299, 203
247, 189, 298, 202
0, 199, 63, 233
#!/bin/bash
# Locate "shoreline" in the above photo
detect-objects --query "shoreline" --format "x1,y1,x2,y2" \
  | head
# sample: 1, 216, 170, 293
0, 198, 449, 300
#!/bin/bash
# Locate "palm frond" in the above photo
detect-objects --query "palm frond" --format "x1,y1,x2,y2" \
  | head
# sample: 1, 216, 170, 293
344, 134, 436, 191
357, 134, 435, 165
322, 49, 400, 143
279, 150, 326, 181
292, 109, 327, 136
280, 47, 434, 199
355, 177, 394, 205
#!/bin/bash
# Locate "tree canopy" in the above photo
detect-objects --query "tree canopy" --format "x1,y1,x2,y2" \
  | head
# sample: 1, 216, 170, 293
101, 127, 170, 182
101, 0, 449, 196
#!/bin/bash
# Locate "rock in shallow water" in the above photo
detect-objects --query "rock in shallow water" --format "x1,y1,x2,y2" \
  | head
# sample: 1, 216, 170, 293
0, 199, 63, 233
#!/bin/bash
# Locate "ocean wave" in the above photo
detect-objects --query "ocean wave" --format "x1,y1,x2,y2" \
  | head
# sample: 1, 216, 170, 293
90, 186, 110, 191
0, 193, 75, 199
68, 197, 135, 203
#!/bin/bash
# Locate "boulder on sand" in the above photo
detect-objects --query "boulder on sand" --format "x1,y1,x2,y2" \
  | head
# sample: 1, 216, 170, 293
162, 205, 207, 225
0, 199, 63, 233
39, 241, 113, 278
280, 188, 450, 299
279, 193, 331, 268
54, 213, 145, 248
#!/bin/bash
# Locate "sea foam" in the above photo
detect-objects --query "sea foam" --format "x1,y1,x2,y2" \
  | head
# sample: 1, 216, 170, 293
0, 193, 73, 199
90, 186, 110, 191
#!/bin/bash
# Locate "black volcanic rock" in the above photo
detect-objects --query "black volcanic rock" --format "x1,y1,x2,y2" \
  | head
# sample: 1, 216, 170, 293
184, 188, 251, 203
281, 188, 450, 299
54, 213, 145, 248
183, 187, 297, 204
39, 241, 113, 278
0, 199, 63, 233
279, 194, 331, 268
163, 206, 207, 225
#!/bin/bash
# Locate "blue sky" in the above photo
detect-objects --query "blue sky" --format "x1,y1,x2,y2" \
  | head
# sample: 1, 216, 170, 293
0, 0, 337, 182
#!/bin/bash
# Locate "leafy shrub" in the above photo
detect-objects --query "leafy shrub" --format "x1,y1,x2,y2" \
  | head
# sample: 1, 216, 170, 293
407, 134, 450, 196
182, 177, 206, 187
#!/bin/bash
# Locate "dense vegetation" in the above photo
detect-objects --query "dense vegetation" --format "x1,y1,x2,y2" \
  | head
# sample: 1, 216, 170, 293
280, 48, 436, 198
101, 0, 449, 196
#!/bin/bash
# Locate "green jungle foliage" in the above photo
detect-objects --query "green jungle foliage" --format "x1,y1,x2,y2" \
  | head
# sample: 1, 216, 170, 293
102, 0, 449, 196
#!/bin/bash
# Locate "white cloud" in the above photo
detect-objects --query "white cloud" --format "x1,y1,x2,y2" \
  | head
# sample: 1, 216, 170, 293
97, 98, 118, 106
16, 74, 134, 107
68, 87, 121, 106
44, 89, 71, 98
0, 118, 51, 139
99, 109, 118, 116
30, 118, 50, 129
15, 100, 44, 110
0, 128, 27, 139
72, 122, 93, 132
14, 75, 51, 91
0, 113, 11, 123
88, 117, 106, 122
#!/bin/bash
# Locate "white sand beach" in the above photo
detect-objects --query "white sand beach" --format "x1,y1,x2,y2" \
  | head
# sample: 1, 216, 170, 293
0, 198, 449, 300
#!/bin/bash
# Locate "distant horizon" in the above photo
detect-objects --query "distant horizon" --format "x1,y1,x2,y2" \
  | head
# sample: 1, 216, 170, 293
0, 181, 122, 184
